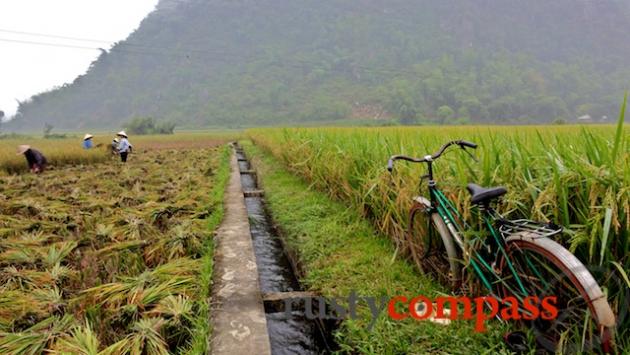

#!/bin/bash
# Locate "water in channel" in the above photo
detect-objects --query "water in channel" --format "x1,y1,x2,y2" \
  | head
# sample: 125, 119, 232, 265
236, 150, 330, 355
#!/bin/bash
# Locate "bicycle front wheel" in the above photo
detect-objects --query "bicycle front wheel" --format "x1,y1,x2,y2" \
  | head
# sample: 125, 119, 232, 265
407, 204, 461, 291
498, 233, 616, 353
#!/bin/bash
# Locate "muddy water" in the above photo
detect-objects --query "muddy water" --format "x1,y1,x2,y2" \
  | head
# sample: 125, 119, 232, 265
236, 150, 330, 354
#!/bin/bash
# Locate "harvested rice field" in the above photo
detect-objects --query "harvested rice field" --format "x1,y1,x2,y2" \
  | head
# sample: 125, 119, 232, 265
0, 132, 234, 174
0, 143, 230, 354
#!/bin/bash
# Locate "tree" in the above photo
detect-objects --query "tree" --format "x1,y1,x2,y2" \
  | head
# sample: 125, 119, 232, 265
437, 105, 455, 124
459, 98, 485, 121
488, 97, 519, 121
124, 116, 176, 135
155, 121, 176, 134
534, 96, 569, 122
43, 123, 54, 137
399, 105, 418, 125
552, 117, 567, 125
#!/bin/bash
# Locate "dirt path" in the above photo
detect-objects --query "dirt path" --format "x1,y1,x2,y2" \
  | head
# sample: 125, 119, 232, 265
210, 149, 271, 354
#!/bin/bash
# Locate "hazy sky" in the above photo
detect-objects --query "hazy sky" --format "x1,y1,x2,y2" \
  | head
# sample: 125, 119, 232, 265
0, 0, 159, 119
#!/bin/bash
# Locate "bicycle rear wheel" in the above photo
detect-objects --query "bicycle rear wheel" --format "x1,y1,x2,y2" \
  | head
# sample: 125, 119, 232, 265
407, 202, 461, 290
498, 233, 616, 353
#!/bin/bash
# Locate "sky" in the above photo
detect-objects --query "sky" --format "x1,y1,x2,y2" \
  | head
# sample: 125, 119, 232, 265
0, 0, 159, 119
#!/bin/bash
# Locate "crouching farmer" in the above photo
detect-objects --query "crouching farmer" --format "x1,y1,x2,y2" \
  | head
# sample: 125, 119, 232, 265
17, 145, 47, 173
83, 134, 94, 149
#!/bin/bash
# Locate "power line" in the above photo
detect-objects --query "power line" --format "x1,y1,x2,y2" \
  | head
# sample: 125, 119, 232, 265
0, 37, 102, 51
0, 27, 423, 79
0, 27, 261, 58
0, 34, 419, 80
0, 37, 253, 61
0, 28, 113, 44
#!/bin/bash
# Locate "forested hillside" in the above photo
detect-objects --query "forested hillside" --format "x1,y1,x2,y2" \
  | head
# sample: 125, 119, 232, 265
8, 0, 630, 130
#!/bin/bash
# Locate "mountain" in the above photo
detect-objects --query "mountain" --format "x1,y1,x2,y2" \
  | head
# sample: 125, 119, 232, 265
7, 0, 630, 130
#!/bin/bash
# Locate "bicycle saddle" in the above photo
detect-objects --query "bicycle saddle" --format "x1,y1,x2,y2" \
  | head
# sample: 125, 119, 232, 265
466, 183, 507, 205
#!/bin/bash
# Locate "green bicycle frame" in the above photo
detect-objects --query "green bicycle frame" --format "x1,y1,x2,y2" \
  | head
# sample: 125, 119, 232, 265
429, 185, 529, 299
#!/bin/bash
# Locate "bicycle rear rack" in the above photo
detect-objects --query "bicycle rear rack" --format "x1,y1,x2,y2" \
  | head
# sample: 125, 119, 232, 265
498, 219, 562, 238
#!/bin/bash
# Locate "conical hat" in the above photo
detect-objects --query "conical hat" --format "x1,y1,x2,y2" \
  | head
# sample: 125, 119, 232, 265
116, 131, 128, 138
84, 133, 93, 140
16, 145, 31, 155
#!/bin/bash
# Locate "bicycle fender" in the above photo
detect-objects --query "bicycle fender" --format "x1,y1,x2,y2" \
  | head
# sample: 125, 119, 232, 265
413, 196, 431, 209
505, 234, 616, 328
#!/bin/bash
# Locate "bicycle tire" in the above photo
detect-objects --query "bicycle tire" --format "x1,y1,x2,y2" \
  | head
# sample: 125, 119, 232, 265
407, 202, 461, 290
498, 232, 615, 353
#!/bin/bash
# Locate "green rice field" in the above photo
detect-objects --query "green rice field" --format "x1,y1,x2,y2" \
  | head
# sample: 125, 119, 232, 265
248, 122, 630, 351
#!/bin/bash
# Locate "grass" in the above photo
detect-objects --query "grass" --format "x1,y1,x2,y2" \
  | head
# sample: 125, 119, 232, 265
242, 140, 514, 354
0, 141, 230, 353
247, 119, 629, 351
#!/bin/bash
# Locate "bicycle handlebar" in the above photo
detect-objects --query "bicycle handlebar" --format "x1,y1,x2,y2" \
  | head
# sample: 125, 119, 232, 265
387, 140, 477, 172
458, 140, 477, 149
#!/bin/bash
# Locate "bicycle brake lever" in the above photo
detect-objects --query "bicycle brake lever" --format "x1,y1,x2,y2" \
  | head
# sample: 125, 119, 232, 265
461, 146, 479, 162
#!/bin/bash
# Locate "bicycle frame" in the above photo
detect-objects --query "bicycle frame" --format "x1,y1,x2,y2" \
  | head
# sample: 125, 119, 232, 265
422, 164, 529, 299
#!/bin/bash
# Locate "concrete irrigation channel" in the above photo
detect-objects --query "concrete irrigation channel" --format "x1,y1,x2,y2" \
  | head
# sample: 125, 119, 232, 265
211, 143, 336, 354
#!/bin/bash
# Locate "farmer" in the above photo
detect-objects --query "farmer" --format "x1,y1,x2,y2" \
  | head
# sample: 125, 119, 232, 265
116, 131, 132, 162
83, 134, 94, 149
110, 137, 120, 155
17, 145, 47, 173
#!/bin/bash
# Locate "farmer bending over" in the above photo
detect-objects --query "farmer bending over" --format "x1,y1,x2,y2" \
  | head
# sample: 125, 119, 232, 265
116, 131, 132, 162
17, 145, 47, 173
83, 134, 94, 149
110, 137, 120, 155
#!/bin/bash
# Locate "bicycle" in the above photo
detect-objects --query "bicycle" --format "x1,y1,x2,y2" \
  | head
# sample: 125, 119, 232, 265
388, 140, 616, 353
